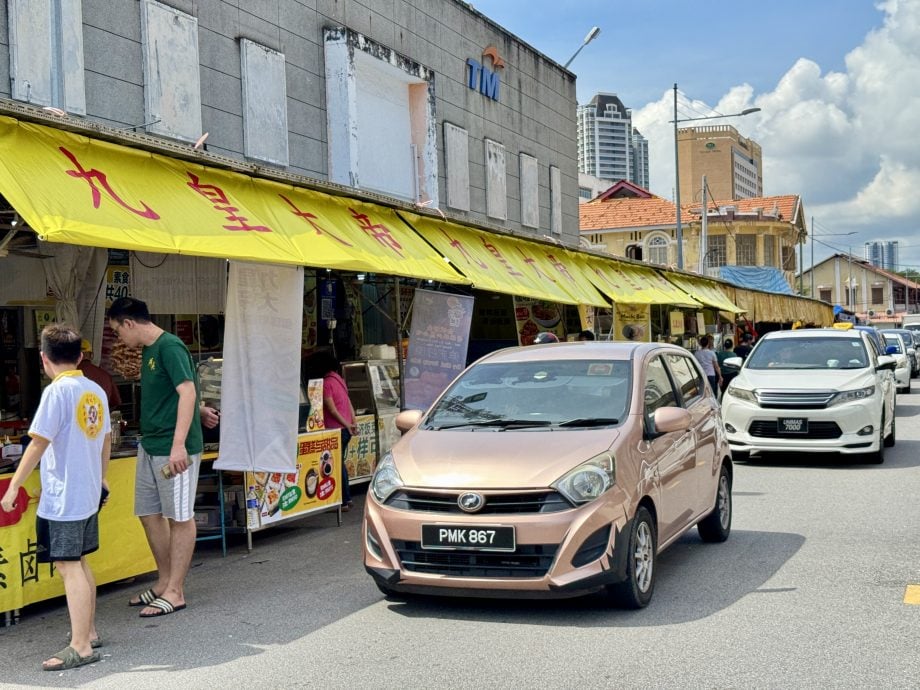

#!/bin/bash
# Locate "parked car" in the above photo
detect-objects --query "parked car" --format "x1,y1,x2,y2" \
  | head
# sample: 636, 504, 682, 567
881, 329, 919, 377
879, 332, 912, 392
721, 327, 897, 463
364, 342, 733, 608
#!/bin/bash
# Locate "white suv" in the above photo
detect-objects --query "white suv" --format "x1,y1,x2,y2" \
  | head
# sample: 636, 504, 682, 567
721, 327, 897, 463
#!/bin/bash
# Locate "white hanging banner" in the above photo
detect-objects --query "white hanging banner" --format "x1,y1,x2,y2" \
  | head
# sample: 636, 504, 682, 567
215, 261, 303, 472
130, 253, 227, 314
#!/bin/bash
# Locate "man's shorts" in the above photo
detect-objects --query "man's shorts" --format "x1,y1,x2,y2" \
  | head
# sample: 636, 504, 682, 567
135, 446, 201, 522
35, 513, 99, 563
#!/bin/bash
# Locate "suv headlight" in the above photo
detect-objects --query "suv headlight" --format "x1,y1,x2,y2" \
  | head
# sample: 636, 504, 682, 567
726, 385, 757, 403
827, 386, 875, 407
370, 453, 404, 503
552, 452, 615, 505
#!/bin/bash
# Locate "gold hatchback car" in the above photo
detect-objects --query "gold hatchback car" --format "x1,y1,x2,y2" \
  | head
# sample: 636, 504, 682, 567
364, 342, 733, 607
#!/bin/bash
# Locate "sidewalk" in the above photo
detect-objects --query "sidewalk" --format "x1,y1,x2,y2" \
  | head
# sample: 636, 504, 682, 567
0, 494, 375, 688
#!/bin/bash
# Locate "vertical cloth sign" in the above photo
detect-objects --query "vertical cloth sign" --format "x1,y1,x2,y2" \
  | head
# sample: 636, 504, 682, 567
404, 289, 475, 411
216, 262, 304, 472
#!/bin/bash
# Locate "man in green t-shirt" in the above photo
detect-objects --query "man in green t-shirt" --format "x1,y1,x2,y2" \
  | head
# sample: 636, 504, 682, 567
108, 297, 218, 618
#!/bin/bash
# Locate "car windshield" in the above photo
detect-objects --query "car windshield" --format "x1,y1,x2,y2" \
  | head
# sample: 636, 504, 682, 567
745, 336, 869, 370
424, 359, 630, 430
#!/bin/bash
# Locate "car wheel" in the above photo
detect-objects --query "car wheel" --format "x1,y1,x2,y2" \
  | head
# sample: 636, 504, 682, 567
606, 506, 656, 609
698, 464, 732, 543
884, 413, 896, 448
866, 415, 885, 464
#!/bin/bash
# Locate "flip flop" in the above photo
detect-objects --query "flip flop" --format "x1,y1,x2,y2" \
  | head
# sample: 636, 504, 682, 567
128, 588, 158, 607
139, 596, 187, 618
42, 646, 100, 672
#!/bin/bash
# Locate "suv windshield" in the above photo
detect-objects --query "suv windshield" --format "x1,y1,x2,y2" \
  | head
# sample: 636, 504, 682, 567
424, 359, 630, 430
745, 336, 869, 370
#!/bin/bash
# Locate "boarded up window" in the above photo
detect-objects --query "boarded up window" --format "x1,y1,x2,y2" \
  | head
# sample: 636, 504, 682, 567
819, 288, 832, 303
519, 153, 539, 228
763, 235, 776, 267
141, 0, 202, 142
8, 0, 85, 114
735, 235, 756, 266
241, 40, 289, 166
485, 139, 507, 220
871, 286, 884, 305
782, 246, 796, 271
550, 166, 562, 234
444, 123, 470, 211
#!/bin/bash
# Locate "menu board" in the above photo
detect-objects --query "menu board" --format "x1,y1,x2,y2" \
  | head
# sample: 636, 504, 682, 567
513, 297, 565, 345
345, 413, 377, 481
245, 430, 342, 530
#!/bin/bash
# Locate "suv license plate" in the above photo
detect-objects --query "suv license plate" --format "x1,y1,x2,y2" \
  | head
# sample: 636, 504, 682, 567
421, 524, 516, 551
779, 417, 808, 433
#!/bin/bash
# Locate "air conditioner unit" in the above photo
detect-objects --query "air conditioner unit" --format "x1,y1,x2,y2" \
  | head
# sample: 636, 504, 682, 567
867, 309, 876, 317
886, 308, 894, 316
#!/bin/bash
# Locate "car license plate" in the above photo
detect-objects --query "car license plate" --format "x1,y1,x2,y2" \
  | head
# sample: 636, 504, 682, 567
421, 524, 516, 551
779, 417, 808, 433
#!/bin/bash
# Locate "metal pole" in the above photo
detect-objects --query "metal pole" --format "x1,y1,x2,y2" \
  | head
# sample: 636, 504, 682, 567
798, 233, 804, 295
673, 84, 683, 269
394, 276, 405, 410
699, 174, 707, 275
810, 216, 815, 297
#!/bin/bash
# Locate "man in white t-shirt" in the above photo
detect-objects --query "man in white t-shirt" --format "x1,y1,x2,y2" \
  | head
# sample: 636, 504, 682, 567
1, 325, 111, 672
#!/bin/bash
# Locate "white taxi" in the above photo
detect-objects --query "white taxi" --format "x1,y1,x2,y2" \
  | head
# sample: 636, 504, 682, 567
721, 327, 897, 463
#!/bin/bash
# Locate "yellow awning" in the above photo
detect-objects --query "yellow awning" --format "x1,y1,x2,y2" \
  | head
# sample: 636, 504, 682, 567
664, 274, 745, 313
579, 256, 701, 306
0, 116, 467, 284
403, 212, 608, 306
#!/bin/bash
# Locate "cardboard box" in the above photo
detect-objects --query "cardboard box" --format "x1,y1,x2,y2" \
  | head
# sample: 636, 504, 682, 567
194, 506, 220, 529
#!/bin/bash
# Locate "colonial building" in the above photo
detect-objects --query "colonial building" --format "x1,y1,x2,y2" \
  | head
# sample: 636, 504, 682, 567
580, 181, 805, 289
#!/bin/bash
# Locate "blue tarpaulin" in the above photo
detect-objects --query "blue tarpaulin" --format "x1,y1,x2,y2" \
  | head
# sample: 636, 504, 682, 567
718, 266, 795, 295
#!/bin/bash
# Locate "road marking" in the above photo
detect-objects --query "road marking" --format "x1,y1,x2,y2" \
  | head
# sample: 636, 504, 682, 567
904, 585, 920, 605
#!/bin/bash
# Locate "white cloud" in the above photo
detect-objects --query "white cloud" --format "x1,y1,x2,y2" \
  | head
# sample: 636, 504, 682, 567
633, 0, 920, 269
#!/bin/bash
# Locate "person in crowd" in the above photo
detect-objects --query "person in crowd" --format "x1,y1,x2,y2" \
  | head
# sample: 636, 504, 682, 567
576, 330, 596, 341
304, 350, 357, 511
532, 332, 560, 344
716, 338, 738, 394
1, 325, 110, 671
78, 339, 122, 410
693, 335, 722, 395
734, 332, 755, 360
107, 297, 217, 618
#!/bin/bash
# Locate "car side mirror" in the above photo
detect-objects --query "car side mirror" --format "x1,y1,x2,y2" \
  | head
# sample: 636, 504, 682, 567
876, 355, 896, 371
395, 409, 424, 433
723, 356, 743, 370
652, 406, 692, 434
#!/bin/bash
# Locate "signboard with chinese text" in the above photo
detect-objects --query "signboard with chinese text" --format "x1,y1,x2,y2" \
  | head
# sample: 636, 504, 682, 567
670, 311, 686, 336
344, 413, 377, 481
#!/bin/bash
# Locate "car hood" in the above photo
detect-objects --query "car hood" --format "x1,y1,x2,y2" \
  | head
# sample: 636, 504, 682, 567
736, 368, 875, 390
391, 428, 619, 489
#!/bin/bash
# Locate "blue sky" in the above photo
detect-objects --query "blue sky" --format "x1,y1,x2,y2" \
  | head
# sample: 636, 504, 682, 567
470, 1, 920, 274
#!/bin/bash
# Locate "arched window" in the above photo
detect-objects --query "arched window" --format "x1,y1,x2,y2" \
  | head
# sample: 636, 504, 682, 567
626, 244, 643, 261
646, 234, 670, 265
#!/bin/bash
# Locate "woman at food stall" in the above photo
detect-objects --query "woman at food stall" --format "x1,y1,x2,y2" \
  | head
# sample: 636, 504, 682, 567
304, 351, 357, 511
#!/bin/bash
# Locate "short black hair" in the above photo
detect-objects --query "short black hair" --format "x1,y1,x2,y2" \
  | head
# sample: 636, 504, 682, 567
724, 338, 733, 348
577, 330, 595, 341
302, 349, 341, 380
41, 324, 82, 365
108, 297, 151, 323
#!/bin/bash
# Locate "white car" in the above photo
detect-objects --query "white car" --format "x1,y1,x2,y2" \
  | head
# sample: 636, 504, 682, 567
721, 328, 897, 463
879, 332, 911, 393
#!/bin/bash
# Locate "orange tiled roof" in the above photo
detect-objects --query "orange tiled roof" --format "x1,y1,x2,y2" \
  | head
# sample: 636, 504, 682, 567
581, 193, 802, 234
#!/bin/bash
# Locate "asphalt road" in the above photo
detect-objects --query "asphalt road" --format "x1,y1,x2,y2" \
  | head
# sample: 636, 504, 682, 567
3, 395, 920, 689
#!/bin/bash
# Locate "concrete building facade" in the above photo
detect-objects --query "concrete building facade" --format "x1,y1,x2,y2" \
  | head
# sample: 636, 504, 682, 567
576, 92, 648, 189
0, 0, 580, 244
678, 124, 762, 203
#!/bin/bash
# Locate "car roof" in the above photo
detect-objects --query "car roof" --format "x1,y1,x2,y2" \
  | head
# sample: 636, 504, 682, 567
476, 341, 681, 364
760, 328, 864, 340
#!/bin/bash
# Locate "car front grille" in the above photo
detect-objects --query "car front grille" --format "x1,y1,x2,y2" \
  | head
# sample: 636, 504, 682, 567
385, 490, 572, 514
755, 390, 836, 409
748, 420, 842, 439
392, 540, 558, 578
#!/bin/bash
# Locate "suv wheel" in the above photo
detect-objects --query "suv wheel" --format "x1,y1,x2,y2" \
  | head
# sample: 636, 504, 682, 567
698, 464, 732, 543
606, 506, 656, 609
884, 414, 896, 448
866, 415, 885, 464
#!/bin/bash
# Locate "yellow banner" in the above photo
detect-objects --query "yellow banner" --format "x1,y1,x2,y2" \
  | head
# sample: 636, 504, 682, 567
580, 256, 702, 306
663, 274, 744, 313
244, 430, 342, 529
0, 457, 155, 613
403, 213, 608, 306
345, 414, 378, 481
0, 117, 466, 285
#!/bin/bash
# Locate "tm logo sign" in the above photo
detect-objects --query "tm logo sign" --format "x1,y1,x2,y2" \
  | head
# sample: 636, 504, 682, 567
466, 46, 505, 101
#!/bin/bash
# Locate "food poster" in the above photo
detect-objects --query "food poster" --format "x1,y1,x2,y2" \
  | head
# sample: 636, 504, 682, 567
404, 290, 474, 410
513, 297, 565, 345
614, 303, 651, 342
305, 378, 325, 432
345, 413, 377, 481
669, 310, 686, 336
302, 274, 318, 350
245, 430, 342, 529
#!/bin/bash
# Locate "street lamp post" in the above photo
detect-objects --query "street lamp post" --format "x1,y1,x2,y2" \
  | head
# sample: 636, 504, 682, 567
563, 26, 600, 70
671, 86, 760, 269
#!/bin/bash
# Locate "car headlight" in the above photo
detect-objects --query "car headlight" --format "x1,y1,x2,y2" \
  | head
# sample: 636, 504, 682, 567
370, 453, 404, 503
726, 385, 757, 403
827, 386, 875, 407
552, 452, 615, 505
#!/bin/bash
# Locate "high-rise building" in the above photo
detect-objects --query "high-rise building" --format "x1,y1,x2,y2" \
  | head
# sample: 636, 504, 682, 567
677, 124, 762, 203
864, 241, 899, 271
577, 93, 649, 189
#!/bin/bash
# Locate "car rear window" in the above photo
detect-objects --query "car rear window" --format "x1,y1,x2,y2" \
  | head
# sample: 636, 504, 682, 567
425, 359, 631, 429
746, 337, 869, 370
